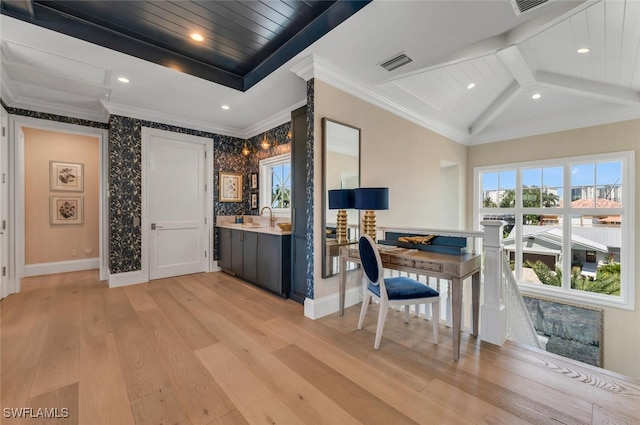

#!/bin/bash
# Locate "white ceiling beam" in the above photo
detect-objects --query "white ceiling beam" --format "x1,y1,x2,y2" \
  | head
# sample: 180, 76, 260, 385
536, 71, 640, 105
469, 81, 521, 136
496, 45, 536, 87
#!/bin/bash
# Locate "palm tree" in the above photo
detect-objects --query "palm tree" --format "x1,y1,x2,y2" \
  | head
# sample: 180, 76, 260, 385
483, 196, 498, 208
542, 191, 560, 207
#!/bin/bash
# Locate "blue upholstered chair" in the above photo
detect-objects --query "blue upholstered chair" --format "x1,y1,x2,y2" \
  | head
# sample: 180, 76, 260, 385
357, 234, 440, 349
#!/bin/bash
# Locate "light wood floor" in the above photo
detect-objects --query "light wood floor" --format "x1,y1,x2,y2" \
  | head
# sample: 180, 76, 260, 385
1, 270, 639, 425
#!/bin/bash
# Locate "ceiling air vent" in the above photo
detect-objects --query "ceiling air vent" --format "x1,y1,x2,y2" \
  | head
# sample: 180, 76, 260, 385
511, 0, 551, 15
380, 53, 412, 72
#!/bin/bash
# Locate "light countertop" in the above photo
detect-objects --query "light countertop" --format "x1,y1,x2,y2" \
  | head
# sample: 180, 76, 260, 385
216, 222, 291, 235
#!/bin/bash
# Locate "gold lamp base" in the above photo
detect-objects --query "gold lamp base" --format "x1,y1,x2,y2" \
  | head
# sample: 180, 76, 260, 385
362, 210, 377, 241
336, 209, 348, 244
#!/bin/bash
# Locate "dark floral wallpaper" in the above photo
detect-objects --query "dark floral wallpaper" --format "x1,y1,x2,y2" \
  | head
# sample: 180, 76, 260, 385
3, 100, 300, 278
243, 122, 292, 215
305, 79, 315, 299
108, 115, 142, 273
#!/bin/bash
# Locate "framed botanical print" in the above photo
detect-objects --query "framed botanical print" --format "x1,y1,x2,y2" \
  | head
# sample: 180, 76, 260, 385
50, 161, 84, 192
50, 196, 84, 225
250, 192, 258, 209
219, 171, 242, 202
250, 172, 258, 190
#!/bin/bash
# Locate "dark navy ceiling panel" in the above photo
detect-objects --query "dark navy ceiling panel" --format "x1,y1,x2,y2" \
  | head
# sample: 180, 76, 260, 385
1, 0, 371, 91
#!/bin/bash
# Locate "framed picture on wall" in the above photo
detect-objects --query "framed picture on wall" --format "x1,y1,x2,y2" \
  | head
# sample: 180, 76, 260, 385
50, 196, 84, 225
219, 171, 242, 202
250, 193, 258, 209
50, 161, 84, 192
250, 172, 258, 190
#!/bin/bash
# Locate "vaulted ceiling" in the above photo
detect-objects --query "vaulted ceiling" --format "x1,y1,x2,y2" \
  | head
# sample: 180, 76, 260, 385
1, 0, 639, 144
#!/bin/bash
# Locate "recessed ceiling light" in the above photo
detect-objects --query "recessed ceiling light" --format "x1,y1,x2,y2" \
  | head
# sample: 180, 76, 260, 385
190, 33, 204, 42
532, 93, 541, 100
221, 105, 230, 110
467, 82, 476, 90
117, 77, 130, 83
577, 47, 590, 54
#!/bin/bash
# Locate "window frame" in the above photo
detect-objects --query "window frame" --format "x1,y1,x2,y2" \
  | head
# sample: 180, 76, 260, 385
259, 153, 291, 217
474, 151, 634, 310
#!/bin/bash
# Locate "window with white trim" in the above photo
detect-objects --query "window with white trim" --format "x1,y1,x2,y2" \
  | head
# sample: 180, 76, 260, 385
259, 153, 291, 216
474, 151, 634, 310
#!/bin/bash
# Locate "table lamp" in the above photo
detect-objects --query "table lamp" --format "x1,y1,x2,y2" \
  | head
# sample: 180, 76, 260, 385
328, 189, 355, 243
354, 187, 389, 241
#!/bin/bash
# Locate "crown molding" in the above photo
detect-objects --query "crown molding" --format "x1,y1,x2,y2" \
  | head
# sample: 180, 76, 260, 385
0, 70, 19, 103
2, 84, 110, 123
103, 100, 307, 140
102, 101, 245, 138
242, 99, 306, 139
467, 107, 640, 145
289, 55, 316, 82
293, 55, 470, 144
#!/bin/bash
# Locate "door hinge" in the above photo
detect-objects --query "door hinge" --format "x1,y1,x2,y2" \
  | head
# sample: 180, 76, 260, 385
205, 184, 207, 192
2, 127, 5, 137
2, 267, 6, 277
2, 173, 5, 184
204, 251, 207, 258
204, 217, 207, 224
204, 151, 207, 159
2, 220, 5, 230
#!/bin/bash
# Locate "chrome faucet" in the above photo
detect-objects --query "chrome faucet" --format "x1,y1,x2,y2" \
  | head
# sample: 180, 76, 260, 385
260, 206, 276, 227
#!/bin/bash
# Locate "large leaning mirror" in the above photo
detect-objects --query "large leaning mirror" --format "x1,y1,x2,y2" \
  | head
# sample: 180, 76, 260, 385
322, 118, 360, 278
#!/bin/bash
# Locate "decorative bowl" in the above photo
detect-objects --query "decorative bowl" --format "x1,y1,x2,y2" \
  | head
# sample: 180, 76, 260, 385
277, 222, 291, 231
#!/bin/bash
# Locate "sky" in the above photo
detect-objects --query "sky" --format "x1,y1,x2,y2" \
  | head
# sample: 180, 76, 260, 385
482, 161, 622, 193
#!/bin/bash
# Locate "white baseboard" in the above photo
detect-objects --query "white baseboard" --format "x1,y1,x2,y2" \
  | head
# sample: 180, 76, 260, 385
211, 260, 221, 272
108, 270, 147, 288
23, 258, 100, 277
304, 286, 362, 320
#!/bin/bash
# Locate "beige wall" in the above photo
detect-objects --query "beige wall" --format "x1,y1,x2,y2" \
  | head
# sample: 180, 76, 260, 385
467, 119, 640, 380
313, 80, 467, 298
24, 127, 100, 264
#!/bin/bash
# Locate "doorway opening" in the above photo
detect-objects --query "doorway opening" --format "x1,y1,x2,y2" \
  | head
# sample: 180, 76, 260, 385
10, 116, 108, 292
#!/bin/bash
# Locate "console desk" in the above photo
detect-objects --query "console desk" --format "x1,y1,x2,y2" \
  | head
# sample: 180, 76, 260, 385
339, 245, 482, 361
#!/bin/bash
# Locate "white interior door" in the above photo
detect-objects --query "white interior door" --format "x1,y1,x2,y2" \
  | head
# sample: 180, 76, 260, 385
148, 134, 208, 280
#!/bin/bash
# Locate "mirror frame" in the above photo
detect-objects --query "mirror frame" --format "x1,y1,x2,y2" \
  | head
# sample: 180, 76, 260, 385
321, 117, 361, 278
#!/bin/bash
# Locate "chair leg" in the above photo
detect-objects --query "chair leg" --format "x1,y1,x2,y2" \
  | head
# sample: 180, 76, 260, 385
374, 299, 389, 349
432, 300, 440, 344
358, 292, 371, 330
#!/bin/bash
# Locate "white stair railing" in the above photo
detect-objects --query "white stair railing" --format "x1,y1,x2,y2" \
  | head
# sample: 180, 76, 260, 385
502, 254, 541, 349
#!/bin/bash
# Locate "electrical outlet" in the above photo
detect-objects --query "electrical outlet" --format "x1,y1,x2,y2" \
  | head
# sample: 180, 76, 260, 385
85, 248, 93, 255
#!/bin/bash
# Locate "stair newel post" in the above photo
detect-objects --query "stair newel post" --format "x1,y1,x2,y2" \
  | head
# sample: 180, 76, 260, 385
480, 220, 507, 346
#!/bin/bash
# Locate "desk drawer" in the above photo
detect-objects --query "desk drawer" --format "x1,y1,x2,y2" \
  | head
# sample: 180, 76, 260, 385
413, 259, 442, 273
388, 256, 414, 268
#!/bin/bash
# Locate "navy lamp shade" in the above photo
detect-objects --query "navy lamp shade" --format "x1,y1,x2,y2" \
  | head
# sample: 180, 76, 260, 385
354, 187, 389, 241
328, 189, 355, 244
